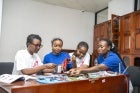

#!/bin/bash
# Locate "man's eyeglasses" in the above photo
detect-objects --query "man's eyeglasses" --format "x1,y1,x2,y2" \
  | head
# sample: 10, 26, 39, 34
31, 43, 43, 48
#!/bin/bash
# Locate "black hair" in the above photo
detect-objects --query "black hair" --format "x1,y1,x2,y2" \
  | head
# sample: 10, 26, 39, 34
77, 41, 89, 50
100, 38, 117, 52
26, 34, 42, 47
100, 38, 126, 68
73, 41, 89, 56
51, 38, 63, 46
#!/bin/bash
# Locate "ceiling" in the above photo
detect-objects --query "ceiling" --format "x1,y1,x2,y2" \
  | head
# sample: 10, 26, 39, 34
33, 0, 111, 13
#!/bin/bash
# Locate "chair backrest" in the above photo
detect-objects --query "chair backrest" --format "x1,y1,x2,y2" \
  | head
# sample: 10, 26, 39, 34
61, 49, 75, 53
127, 66, 140, 87
0, 62, 14, 75
89, 49, 98, 67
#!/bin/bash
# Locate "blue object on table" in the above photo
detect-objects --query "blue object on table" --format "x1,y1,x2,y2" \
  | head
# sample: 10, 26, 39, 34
66, 62, 73, 71
37, 76, 66, 84
37, 77, 51, 84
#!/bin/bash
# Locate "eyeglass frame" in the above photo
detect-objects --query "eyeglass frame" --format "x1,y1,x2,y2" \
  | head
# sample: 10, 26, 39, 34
30, 43, 43, 48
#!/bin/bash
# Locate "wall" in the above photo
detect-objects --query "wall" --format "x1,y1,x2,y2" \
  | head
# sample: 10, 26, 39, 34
0, 0, 94, 62
0, 0, 2, 37
108, 0, 134, 19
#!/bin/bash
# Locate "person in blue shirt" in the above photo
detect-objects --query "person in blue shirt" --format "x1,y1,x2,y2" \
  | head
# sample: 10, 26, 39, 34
43, 38, 70, 73
69, 38, 126, 75
68, 38, 133, 93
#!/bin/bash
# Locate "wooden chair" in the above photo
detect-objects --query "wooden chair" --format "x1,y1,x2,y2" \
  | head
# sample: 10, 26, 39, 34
90, 49, 98, 67
61, 49, 75, 53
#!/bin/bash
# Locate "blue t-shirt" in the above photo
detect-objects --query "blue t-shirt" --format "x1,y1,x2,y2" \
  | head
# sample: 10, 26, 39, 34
97, 51, 125, 73
43, 52, 70, 65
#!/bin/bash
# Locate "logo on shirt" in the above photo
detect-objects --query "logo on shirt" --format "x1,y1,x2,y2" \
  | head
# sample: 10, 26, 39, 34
33, 61, 38, 67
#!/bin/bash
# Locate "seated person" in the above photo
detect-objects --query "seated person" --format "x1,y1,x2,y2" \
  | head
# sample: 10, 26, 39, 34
12, 34, 54, 75
43, 38, 70, 73
68, 39, 134, 93
69, 38, 126, 75
69, 41, 90, 70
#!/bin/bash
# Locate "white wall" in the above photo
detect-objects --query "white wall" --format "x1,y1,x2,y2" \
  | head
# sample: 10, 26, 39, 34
0, 0, 2, 37
0, 0, 94, 62
108, 0, 134, 19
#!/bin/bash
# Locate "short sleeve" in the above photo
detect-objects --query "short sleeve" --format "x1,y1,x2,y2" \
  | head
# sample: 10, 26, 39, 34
15, 51, 28, 70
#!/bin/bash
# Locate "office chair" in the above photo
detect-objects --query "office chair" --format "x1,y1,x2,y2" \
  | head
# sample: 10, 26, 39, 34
127, 66, 140, 93
0, 62, 14, 75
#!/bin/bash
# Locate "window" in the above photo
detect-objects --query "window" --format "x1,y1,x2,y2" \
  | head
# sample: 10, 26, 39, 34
95, 7, 108, 25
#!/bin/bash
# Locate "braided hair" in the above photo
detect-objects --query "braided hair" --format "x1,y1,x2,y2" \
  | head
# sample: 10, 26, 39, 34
73, 41, 89, 56
51, 38, 63, 46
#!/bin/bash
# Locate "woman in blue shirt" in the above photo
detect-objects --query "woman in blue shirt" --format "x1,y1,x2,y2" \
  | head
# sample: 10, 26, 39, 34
43, 38, 70, 73
69, 38, 126, 75
68, 38, 134, 93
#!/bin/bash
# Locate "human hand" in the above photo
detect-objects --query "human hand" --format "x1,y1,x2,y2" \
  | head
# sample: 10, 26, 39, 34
69, 69, 82, 76
45, 63, 57, 69
65, 68, 76, 75
71, 55, 76, 62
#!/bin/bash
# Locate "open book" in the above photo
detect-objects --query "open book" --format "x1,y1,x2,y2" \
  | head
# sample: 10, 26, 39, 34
0, 74, 36, 84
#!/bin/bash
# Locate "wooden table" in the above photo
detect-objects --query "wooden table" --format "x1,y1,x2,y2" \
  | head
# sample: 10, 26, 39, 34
0, 75, 129, 93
